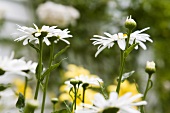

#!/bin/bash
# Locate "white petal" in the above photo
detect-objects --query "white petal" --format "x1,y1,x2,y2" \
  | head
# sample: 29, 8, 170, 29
43, 37, 51, 46
117, 39, 126, 50
95, 45, 108, 57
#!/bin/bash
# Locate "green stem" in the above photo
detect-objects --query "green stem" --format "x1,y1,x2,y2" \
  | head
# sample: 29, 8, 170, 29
41, 42, 54, 113
116, 30, 132, 94
125, 29, 131, 50
116, 51, 125, 94
24, 77, 28, 98
74, 85, 77, 111
53, 104, 56, 112
34, 38, 43, 100
140, 74, 152, 113
143, 74, 152, 99
82, 87, 86, 104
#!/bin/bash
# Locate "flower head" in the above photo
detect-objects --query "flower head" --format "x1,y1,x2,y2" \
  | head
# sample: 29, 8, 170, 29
47, 28, 72, 44
129, 27, 153, 50
145, 61, 156, 75
75, 92, 147, 113
13, 24, 58, 45
91, 32, 126, 57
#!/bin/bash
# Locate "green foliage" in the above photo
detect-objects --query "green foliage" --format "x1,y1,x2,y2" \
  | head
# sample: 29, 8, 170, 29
16, 93, 25, 113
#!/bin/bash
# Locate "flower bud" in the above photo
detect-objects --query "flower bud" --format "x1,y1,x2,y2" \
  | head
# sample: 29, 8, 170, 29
125, 16, 137, 30
51, 98, 58, 104
82, 83, 89, 89
145, 61, 156, 75
24, 99, 39, 113
70, 79, 79, 86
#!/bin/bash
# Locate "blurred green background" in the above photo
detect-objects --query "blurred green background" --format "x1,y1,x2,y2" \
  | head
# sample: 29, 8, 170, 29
0, 0, 170, 113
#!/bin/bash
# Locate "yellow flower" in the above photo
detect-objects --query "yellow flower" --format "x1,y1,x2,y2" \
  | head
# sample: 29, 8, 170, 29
64, 64, 90, 79
107, 80, 139, 97
13, 78, 33, 99
63, 64, 99, 81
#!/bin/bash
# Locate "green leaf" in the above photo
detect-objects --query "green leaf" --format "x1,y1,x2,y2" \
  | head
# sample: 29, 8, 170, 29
54, 45, 70, 60
40, 58, 67, 81
63, 101, 72, 113
0, 84, 10, 91
28, 40, 40, 53
118, 70, 135, 82
52, 109, 69, 113
98, 82, 108, 99
16, 93, 25, 112
124, 43, 138, 58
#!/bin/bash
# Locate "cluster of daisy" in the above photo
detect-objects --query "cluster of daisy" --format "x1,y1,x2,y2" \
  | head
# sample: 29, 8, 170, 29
13, 23, 72, 46
1, 15, 156, 113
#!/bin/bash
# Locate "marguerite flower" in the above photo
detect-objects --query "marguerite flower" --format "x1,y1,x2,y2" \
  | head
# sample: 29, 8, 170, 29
13, 24, 57, 45
47, 28, 72, 44
75, 92, 147, 113
91, 32, 126, 57
129, 27, 153, 50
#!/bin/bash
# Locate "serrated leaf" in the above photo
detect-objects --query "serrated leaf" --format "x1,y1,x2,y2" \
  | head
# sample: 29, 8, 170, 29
118, 71, 135, 82
124, 43, 138, 58
54, 45, 70, 60
16, 93, 25, 112
40, 58, 67, 81
52, 109, 69, 113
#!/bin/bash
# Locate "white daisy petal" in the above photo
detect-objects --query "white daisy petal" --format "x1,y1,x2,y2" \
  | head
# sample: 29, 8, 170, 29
129, 27, 152, 50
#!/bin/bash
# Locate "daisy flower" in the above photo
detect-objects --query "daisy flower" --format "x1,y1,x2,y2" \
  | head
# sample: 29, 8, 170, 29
47, 28, 72, 45
75, 92, 147, 113
129, 27, 153, 50
91, 32, 126, 57
13, 24, 57, 46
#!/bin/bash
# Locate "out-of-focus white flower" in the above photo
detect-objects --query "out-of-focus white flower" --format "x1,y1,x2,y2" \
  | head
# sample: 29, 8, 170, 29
0, 7, 5, 20
91, 32, 126, 57
75, 92, 147, 113
0, 52, 37, 77
36, 1, 80, 28
129, 27, 153, 50
13, 24, 57, 46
